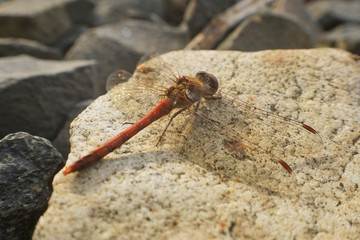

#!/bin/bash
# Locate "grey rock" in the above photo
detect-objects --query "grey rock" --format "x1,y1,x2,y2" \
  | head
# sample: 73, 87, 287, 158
65, 19, 187, 94
307, 0, 360, 30
273, 0, 320, 40
217, 12, 313, 51
0, 0, 95, 46
0, 132, 65, 240
183, 0, 235, 37
163, 0, 189, 25
53, 25, 88, 54
94, 0, 165, 25
0, 55, 96, 140
0, 38, 61, 59
52, 99, 93, 158
0, 0, 71, 46
319, 23, 360, 54
64, 0, 95, 25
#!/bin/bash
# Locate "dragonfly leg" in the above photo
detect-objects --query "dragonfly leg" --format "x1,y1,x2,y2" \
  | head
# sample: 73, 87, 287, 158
122, 121, 134, 126
193, 111, 221, 126
205, 93, 222, 100
156, 107, 188, 146
193, 101, 222, 125
194, 101, 201, 112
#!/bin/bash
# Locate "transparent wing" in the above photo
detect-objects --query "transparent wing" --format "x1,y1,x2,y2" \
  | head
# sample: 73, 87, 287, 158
192, 111, 294, 173
222, 94, 322, 148
136, 52, 181, 84
196, 95, 323, 172
106, 70, 132, 92
106, 55, 183, 121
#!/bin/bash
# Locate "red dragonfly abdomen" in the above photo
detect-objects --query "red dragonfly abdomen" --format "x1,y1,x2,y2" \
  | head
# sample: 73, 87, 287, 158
63, 98, 175, 175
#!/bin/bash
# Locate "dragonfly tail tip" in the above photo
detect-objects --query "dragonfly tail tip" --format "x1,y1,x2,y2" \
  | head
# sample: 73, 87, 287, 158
63, 167, 73, 175
279, 160, 293, 173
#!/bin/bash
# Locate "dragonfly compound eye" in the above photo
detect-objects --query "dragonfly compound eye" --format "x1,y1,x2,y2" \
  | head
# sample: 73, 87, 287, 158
195, 71, 219, 95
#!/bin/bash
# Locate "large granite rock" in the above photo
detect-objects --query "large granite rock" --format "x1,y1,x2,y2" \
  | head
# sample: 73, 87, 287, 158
34, 49, 359, 239
0, 55, 96, 140
0, 132, 65, 240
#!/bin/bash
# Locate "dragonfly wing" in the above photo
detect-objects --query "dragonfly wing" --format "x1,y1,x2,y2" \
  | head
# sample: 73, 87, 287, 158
196, 97, 323, 171
106, 70, 133, 92
220, 95, 323, 153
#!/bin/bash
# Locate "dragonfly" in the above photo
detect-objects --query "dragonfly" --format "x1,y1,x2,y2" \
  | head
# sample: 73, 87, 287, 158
63, 55, 322, 175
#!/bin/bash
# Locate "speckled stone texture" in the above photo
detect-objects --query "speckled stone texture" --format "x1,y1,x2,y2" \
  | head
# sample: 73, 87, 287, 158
34, 49, 359, 240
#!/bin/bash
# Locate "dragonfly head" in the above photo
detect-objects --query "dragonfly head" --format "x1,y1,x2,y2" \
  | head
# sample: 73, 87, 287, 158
194, 71, 219, 98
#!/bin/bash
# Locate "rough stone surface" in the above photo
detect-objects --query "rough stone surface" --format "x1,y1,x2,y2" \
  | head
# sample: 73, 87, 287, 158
217, 12, 314, 51
0, 38, 61, 59
34, 50, 359, 239
0, 55, 96, 140
0, 0, 94, 46
65, 18, 187, 94
0, 132, 65, 240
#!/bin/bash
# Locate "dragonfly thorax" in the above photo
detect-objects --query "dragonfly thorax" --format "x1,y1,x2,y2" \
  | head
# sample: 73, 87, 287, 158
164, 72, 219, 108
